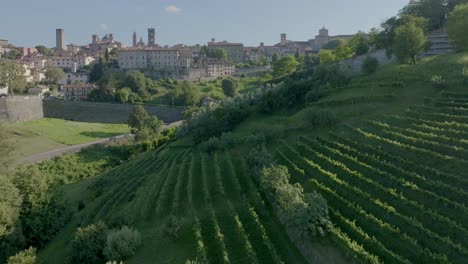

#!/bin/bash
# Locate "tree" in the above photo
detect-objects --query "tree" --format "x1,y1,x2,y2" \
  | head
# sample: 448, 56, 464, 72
221, 78, 238, 97
172, 81, 201, 106
322, 39, 346, 50
272, 56, 299, 77
400, 0, 447, 30
5, 50, 20, 60
115, 88, 131, 103
271, 53, 280, 64
446, 3, 468, 51
317, 50, 336, 64
45, 67, 65, 84
35, 45, 54, 56
214, 48, 228, 60
128, 105, 149, 133
0, 124, 23, 263
90, 57, 106, 82
393, 20, 429, 64
7, 247, 38, 264
69, 222, 108, 264
128, 105, 163, 142
0, 60, 27, 94
348, 32, 370, 56
125, 71, 147, 95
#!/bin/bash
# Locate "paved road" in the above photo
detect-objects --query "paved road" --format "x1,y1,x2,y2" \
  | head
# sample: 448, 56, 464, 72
19, 121, 183, 164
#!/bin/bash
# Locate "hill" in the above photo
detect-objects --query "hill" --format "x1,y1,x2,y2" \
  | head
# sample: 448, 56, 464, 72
40, 52, 468, 263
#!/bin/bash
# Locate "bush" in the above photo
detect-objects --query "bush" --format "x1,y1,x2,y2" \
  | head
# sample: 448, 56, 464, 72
301, 108, 337, 127
164, 216, 184, 239
361, 57, 379, 75
69, 222, 108, 264
7, 247, 38, 264
430, 74, 446, 89
103, 226, 141, 262
446, 3, 468, 52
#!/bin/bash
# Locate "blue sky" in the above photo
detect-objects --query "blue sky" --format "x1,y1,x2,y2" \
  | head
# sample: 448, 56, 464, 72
1, 0, 409, 48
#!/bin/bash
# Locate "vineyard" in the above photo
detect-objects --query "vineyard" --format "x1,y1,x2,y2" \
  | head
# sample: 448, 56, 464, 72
41, 146, 308, 263
275, 92, 468, 264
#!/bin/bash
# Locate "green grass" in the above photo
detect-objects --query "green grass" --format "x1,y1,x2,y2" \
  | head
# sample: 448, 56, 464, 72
6, 118, 130, 158
39, 52, 468, 263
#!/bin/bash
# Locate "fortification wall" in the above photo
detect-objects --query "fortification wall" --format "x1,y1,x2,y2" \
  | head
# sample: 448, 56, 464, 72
339, 49, 396, 74
0, 96, 44, 122
43, 100, 184, 124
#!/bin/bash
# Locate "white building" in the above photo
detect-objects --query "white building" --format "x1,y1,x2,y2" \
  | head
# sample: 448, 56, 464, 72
47, 55, 95, 70
205, 58, 235, 77
118, 47, 181, 71
59, 72, 90, 85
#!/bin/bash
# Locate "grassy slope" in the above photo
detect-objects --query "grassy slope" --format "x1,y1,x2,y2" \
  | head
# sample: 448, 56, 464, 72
6, 118, 130, 158
40, 52, 468, 263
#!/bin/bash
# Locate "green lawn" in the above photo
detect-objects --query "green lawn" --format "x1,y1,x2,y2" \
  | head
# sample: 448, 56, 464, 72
6, 118, 130, 158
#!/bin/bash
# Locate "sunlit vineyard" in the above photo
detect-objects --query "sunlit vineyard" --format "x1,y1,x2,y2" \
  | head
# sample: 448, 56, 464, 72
275, 92, 468, 264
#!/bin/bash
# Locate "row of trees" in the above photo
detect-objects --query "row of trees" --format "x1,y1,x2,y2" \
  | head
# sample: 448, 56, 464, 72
0, 125, 72, 263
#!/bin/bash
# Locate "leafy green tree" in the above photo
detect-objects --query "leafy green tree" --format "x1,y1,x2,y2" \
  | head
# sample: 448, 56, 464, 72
214, 48, 228, 60
393, 20, 429, 64
348, 32, 370, 55
90, 57, 108, 82
446, 3, 468, 51
45, 67, 65, 84
128, 105, 149, 133
172, 81, 201, 106
334, 43, 354, 60
35, 45, 54, 56
322, 39, 346, 50
7, 247, 38, 264
0, 60, 27, 94
271, 53, 280, 64
318, 50, 336, 64
272, 55, 299, 77
5, 50, 21, 60
128, 105, 163, 142
125, 71, 147, 95
115, 88, 131, 103
69, 222, 108, 264
221, 78, 238, 97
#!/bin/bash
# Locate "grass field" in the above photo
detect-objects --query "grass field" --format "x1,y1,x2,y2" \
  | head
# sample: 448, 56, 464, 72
6, 118, 130, 158
39, 52, 468, 263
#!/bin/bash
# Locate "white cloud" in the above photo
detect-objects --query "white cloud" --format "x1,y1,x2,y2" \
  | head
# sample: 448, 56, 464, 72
165, 5, 182, 15
100, 23, 108, 32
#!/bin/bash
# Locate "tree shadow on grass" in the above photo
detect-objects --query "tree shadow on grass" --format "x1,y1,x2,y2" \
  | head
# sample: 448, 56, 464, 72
80, 131, 126, 138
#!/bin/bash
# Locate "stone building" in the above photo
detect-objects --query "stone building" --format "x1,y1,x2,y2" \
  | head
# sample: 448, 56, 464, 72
205, 58, 235, 77
47, 55, 95, 70
59, 72, 90, 85
62, 84, 96, 101
208, 40, 244, 63
118, 47, 181, 71
56, 29, 64, 51
89, 34, 123, 52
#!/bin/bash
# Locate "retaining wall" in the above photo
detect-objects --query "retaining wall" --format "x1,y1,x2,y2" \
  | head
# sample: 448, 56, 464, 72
42, 100, 184, 124
0, 96, 44, 122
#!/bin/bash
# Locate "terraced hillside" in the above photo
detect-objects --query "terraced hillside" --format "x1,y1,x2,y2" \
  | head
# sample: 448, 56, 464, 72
42, 147, 310, 263
275, 92, 468, 263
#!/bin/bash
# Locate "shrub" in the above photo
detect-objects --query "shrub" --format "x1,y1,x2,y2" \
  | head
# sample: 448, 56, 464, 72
301, 108, 338, 127
103, 226, 141, 262
446, 3, 468, 52
361, 57, 379, 75
7, 247, 37, 264
164, 216, 184, 239
69, 222, 108, 264
430, 74, 446, 89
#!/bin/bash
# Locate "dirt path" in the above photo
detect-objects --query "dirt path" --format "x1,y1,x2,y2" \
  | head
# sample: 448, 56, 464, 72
19, 121, 183, 164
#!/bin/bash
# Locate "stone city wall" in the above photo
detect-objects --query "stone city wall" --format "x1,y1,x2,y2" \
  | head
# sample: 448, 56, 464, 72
0, 96, 44, 122
43, 100, 184, 124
